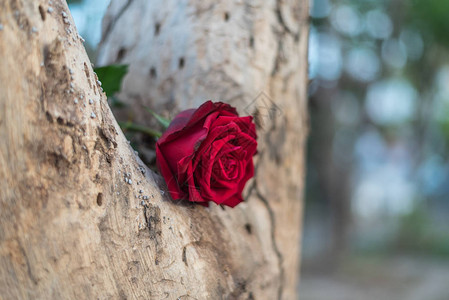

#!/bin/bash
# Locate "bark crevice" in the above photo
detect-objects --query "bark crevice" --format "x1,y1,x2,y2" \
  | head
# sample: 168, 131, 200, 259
100, 0, 136, 45
255, 187, 285, 300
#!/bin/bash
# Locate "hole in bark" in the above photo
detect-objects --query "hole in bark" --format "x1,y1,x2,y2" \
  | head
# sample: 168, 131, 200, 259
224, 12, 230, 22
178, 57, 185, 69
96, 193, 103, 206
57, 117, 64, 125
116, 47, 127, 61
149, 67, 157, 78
182, 246, 187, 266
253, 108, 263, 129
154, 22, 161, 36
39, 5, 46, 21
244, 223, 252, 234
248, 292, 254, 300
46, 112, 53, 123
84, 62, 92, 88
249, 35, 254, 48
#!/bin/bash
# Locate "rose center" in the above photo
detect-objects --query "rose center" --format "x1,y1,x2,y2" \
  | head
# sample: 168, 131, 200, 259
212, 154, 239, 181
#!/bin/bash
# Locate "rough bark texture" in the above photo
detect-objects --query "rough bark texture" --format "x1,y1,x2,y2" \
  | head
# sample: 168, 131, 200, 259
0, 0, 308, 299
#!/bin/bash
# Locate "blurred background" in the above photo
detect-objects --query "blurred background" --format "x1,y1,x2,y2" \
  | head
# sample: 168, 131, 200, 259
68, 0, 449, 298
303, 0, 449, 299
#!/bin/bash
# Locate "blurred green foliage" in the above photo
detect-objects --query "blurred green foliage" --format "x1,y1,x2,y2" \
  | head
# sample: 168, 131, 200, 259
145, 107, 170, 129
93, 64, 165, 141
94, 64, 128, 98
396, 206, 449, 257
438, 118, 449, 142
411, 0, 449, 48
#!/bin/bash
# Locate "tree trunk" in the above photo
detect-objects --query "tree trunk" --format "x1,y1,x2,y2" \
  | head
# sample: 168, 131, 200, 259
0, 0, 308, 299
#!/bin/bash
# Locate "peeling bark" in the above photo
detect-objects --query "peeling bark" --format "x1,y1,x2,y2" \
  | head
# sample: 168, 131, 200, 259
0, 0, 308, 299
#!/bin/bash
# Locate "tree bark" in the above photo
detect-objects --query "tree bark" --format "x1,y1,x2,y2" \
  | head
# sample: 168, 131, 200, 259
0, 0, 308, 299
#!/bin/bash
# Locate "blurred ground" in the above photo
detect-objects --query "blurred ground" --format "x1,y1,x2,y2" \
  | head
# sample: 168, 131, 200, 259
300, 255, 449, 300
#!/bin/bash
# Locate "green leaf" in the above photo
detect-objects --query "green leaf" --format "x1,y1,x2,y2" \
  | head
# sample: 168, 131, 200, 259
118, 121, 162, 138
145, 107, 171, 129
94, 64, 128, 98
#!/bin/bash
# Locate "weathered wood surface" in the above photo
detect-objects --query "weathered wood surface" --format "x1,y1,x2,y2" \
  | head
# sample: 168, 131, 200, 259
0, 0, 308, 299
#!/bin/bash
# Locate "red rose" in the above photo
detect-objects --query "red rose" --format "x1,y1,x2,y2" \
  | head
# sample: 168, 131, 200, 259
156, 101, 257, 207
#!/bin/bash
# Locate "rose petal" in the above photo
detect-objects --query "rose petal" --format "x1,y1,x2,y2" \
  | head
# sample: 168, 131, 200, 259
221, 194, 244, 208
157, 108, 196, 145
156, 144, 184, 200
158, 101, 238, 145
193, 122, 241, 168
214, 115, 257, 139
158, 111, 223, 174
198, 144, 248, 203
186, 161, 207, 203
159, 122, 208, 173
155, 101, 257, 207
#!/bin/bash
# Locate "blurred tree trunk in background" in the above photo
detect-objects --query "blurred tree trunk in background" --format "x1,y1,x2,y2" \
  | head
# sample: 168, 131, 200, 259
308, 87, 351, 264
0, 0, 308, 299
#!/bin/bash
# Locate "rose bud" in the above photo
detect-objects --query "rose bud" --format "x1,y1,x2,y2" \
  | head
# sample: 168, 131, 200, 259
156, 101, 257, 207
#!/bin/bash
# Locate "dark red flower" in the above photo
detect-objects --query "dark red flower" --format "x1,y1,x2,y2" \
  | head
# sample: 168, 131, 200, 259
156, 101, 257, 207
